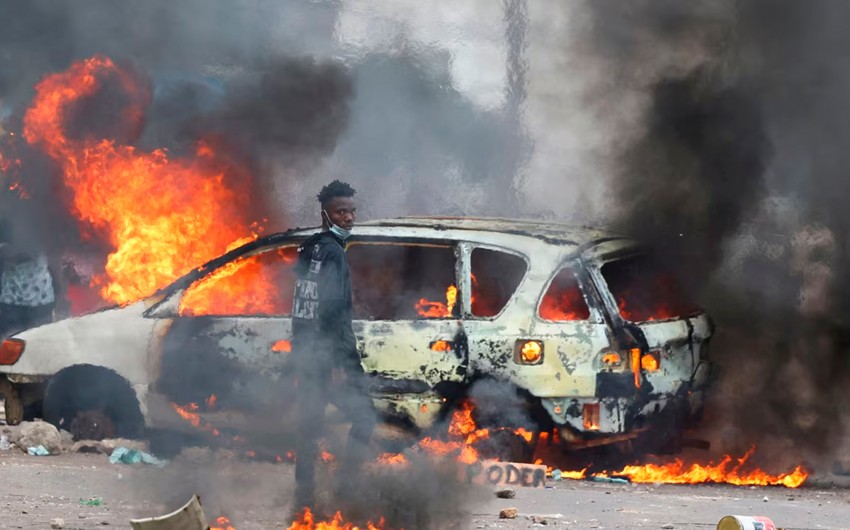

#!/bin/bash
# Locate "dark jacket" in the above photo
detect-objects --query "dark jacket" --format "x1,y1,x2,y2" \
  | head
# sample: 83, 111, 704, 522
291, 231, 358, 369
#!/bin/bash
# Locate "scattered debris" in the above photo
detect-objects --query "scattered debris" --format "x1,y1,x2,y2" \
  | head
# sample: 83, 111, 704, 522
496, 488, 516, 499
588, 476, 629, 484
80, 498, 103, 506
499, 508, 518, 519
50, 518, 64, 529
661, 524, 674, 529
0, 433, 10, 450
530, 515, 548, 525
129, 494, 208, 530
15, 420, 62, 454
109, 447, 166, 466
27, 445, 50, 456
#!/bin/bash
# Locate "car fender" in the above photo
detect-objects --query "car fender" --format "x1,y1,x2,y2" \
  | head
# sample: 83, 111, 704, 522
3, 302, 156, 387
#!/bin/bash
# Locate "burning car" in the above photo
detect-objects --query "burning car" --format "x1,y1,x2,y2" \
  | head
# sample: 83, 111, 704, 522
0, 217, 712, 456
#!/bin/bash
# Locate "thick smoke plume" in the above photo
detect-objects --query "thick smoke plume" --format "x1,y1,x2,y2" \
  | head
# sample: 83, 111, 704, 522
583, 0, 850, 464
0, 1, 515, 525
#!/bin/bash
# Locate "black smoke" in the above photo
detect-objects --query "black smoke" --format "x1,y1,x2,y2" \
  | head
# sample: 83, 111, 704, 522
585, 0, 850, 463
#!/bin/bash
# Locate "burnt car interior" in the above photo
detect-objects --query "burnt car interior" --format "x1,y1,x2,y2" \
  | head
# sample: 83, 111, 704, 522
347, 242, 457, 320
470, 247, 527, 317
539, 266, 591, 321
600, 255, 702, 322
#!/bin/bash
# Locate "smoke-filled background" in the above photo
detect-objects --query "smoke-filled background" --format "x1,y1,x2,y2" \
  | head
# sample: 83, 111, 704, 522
3, 0, 850, 520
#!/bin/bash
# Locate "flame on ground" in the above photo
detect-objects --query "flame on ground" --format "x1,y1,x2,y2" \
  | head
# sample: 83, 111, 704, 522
288, 508, 391, 530
22, 55, 270, 311
210, 516, 235, 530
597, 446, 808, 488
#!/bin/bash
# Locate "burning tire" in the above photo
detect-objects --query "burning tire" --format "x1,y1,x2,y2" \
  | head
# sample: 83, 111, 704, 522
43, 365, 143, 440
0, 377, 24, 426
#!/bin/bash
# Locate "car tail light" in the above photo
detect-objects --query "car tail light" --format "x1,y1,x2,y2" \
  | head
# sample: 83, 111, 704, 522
641, 350, 660, 372
630, 347, 641, 387
515, 339, 543, 365
601, 352, 621, 366
0, 339, 25, 365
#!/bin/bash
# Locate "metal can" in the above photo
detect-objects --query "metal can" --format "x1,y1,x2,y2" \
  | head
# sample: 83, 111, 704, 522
716, 515, 777, 530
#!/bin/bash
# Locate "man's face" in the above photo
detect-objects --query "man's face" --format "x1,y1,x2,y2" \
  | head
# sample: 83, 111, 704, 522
324, 196, 356, 231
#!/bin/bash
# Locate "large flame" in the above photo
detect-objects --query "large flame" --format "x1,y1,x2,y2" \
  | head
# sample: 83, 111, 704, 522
599, 446, 808, 488
288, 508, 391, 530
22, 55, 268, 309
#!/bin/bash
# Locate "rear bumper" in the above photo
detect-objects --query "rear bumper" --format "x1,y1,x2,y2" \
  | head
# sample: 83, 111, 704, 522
541, 360, 712, 438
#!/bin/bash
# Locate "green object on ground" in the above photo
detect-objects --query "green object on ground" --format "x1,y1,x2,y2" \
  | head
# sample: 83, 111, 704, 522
109, 447, 167, 467
80, 498, 102, 506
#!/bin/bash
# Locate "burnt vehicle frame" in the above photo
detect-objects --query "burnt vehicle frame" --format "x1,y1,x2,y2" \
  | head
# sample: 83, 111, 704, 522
0, 217, 712, 455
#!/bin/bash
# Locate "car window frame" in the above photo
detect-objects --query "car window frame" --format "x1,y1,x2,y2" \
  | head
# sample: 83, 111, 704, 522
344, 236, 462, 322
534, 259, 603, 324
144, 239, 304, 319
589, 250, 703, 325
457, 242, 529, 321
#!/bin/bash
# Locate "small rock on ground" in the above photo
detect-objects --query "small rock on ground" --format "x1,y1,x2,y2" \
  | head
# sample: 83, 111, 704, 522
499, 508, 518, 519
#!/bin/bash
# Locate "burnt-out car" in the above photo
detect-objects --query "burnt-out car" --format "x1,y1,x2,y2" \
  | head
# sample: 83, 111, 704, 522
0, 218, 712, 453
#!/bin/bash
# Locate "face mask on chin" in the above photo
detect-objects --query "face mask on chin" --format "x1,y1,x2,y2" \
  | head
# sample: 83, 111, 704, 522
323, 210, 352, 240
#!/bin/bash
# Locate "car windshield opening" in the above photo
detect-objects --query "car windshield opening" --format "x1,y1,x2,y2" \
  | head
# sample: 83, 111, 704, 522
347, 243, 457, 320
179, 246, 298, 316
601, 255, 702, 322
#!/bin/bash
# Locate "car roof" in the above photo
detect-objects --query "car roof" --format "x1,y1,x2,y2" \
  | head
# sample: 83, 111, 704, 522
291, 216, 621, 247
159, 217, 629, 295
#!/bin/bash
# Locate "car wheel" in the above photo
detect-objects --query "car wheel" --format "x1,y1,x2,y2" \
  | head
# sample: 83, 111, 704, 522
0, 377, 24, 425
473, 428, 536, 463
43, 365, 144, 440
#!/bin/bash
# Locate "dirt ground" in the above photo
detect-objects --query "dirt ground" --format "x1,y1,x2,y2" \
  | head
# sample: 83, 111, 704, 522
1, 449, 849, 530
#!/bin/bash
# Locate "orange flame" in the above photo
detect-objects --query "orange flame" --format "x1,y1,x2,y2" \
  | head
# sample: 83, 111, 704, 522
211, 516, 236, 530
170, 402, 220, 436
415, 285, 457, 318
22, 55, 266, 308
600, 446, 808, 488
272, 339, 293, 353
288, 508, 391, 530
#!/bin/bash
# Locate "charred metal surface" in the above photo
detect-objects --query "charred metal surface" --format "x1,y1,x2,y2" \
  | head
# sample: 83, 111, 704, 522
595, 372, 635, 398
0, 216, 713, 448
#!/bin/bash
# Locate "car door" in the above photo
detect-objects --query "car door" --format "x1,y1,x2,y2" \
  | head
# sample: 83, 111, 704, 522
346, 239, 468, 395
144, 242, 299, 431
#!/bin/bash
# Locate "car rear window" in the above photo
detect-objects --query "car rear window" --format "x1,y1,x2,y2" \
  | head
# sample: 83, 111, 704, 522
471, 248, 527, 317
601, 255, 701, 322
347, 242, 457, 320
179, 246, 298, 316
539, 267, 590, 321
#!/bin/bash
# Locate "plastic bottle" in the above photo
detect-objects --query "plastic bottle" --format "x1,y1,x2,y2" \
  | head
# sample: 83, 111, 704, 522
0, 434, 10, 450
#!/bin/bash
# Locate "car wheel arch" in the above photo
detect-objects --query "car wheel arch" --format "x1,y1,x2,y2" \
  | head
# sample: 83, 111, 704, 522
43, 364, 144, 440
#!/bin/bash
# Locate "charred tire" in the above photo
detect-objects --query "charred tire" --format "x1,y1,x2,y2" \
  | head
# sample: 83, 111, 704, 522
479, 429, 536, 463
0, 377, 24, 425
43, 365, 144, 440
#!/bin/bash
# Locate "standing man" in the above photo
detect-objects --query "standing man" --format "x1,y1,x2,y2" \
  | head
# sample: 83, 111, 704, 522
291, 180, 376, 511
